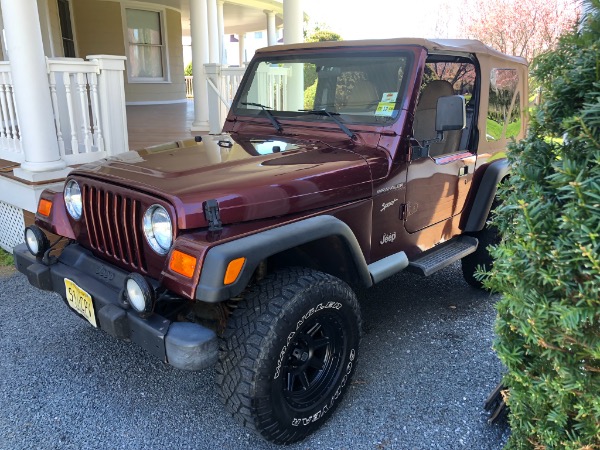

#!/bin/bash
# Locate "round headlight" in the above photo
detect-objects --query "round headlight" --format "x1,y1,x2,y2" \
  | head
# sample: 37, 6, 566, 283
64, 180, 82, 220
143, 204, 173, 255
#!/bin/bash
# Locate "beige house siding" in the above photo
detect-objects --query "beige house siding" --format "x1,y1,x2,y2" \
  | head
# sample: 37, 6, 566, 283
71, 0, 185, 104
71, 0, 125, 55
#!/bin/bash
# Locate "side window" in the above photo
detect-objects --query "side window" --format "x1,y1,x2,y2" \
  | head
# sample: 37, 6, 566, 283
487, 69, 521, 141
422, 62, 476, 98
419, 61, 477, 154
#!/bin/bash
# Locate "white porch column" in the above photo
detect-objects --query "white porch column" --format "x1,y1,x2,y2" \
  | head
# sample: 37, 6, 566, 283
283, 0, 304, 111
265, 10, 277, 46
1, 0, 68, 180
283, 0, 303, 44
238, 34, 246, 66
217, 0, 225, 64
190, 0, 210, 131
207, 0, 219, 63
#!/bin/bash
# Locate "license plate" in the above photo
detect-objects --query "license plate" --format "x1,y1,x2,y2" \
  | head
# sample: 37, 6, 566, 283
64, 278, 97, 328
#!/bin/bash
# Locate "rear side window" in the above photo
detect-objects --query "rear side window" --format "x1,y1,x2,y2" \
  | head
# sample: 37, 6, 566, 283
487, 69, 522, 141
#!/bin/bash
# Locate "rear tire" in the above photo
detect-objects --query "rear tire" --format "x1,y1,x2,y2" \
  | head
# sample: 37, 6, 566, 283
461, 200, 501, 289
216, 267, 361, 444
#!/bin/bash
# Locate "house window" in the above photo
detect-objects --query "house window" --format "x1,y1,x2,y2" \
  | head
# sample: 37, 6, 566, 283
57, 0, 76, 57
124, 7, 168, 82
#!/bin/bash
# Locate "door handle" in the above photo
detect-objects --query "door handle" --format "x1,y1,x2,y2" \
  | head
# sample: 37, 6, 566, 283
458, 166, 469, 177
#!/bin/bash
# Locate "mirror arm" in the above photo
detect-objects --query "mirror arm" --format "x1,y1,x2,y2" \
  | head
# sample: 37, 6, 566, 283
409, 132, 444, 161
422, 130, 445, 147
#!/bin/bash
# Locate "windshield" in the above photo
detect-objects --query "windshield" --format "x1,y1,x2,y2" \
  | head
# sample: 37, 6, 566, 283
232, 51, 412, 126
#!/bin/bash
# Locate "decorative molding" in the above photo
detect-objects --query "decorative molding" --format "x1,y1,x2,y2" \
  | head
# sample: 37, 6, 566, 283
126, 98, 188, 105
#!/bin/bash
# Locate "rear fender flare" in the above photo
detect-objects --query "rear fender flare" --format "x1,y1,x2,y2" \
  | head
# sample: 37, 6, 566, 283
464, 159, 509, 232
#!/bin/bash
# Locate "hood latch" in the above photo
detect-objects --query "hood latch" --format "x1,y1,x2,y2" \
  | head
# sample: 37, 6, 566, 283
203, 199, 223, 231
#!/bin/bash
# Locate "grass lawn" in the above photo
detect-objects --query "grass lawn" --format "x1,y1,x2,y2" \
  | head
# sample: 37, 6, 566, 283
486, 118, 522, 140
0, 248, 15, 276
0, 249, 13, 267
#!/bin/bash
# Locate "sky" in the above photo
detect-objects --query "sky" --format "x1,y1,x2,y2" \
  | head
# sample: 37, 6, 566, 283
301, 0, 461, 40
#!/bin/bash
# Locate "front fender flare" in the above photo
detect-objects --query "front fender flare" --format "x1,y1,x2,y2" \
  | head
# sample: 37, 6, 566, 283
195, 215, 373, 303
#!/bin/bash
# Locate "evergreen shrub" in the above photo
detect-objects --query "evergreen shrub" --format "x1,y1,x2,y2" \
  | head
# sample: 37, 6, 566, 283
484, 2, 600, 448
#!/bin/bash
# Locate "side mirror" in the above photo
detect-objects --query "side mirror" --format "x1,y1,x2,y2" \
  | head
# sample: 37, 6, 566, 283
436, 95, 466, 132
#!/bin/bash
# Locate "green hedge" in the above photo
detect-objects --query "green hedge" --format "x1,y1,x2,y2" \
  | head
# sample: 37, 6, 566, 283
484, 2, 600, 448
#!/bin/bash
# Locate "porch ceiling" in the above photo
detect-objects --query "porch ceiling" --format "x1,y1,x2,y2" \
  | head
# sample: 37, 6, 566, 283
118, 0, 284, 37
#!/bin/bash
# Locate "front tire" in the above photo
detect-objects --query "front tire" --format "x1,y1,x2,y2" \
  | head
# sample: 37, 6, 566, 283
217, 268, 361, 444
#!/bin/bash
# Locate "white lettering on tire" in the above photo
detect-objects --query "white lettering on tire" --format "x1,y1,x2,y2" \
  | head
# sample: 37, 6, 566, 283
291, 348, 356, 427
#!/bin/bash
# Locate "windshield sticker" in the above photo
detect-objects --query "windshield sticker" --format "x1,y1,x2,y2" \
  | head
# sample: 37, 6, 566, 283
375, 102, 396, 116
381, 92, 398, 103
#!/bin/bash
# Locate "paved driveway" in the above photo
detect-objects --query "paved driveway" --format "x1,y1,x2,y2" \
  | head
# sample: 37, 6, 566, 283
0, 264, 508, 449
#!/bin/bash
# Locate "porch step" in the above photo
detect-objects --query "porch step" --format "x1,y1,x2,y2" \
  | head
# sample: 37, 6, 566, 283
407, 236, 478, 276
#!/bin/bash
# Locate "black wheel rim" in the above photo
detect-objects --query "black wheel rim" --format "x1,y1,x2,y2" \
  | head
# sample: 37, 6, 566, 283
280, 311, 347, 410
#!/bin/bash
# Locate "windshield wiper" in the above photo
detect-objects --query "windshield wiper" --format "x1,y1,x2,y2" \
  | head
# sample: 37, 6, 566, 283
299, 109, 357, 141
242, 102, 283, 133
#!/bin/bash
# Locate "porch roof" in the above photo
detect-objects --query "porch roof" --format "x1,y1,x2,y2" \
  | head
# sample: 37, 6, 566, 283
128, 0, 286, 36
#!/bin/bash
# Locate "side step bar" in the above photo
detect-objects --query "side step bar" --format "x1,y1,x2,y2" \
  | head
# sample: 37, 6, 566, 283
407, 236, 478, 276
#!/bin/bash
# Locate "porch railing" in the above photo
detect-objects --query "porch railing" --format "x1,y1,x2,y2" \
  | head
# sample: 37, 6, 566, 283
47, 58, 105, 165
0, 63, 23, 162
202, 64, 290, 134
0, 55, 128, 166
185, 75, 193, 98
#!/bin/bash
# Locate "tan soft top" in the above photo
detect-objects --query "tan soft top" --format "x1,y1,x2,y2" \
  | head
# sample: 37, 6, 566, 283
255, 38, 527, 66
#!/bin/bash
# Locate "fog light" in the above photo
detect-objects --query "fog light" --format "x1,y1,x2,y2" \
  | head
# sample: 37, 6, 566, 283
124, 273, 155, 318
24, 226, 50, 257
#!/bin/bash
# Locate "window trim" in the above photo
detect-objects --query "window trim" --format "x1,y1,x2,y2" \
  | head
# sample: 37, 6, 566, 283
121, 2, 171, 84
57, 0, 77, 58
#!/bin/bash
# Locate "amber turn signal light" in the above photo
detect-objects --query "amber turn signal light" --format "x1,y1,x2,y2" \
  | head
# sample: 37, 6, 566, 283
224, 257, 246, 285
169, 250, 197, 278
37, 199, 52, 217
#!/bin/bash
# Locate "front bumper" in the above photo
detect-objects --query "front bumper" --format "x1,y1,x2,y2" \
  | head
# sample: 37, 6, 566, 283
13, 243, 217, 371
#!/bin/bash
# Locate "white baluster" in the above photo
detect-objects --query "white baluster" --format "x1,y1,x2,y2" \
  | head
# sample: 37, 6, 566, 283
88, 72, 104, 152
48, 71, 66, 157
0, 73, 9, 149
269, 74, 275, 109
282, 73, 288, 111
5, 72, 21, 153
76, 72, 92, 153
63, 72, 79, 154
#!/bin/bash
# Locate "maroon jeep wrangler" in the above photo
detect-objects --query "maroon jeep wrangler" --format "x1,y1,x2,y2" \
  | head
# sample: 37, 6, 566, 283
14, 38, 527, 444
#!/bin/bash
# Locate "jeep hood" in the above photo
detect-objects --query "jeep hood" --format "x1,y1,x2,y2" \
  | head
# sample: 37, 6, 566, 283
72, 137, 375, 229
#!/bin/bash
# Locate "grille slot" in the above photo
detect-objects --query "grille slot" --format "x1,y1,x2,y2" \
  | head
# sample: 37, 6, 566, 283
82, 184, 147, 273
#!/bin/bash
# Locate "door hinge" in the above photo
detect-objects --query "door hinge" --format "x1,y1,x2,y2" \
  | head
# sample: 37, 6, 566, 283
399, 202, 417, 220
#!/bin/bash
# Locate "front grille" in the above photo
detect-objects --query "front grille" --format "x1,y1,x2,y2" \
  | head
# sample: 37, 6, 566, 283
81, 184, 148, 273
